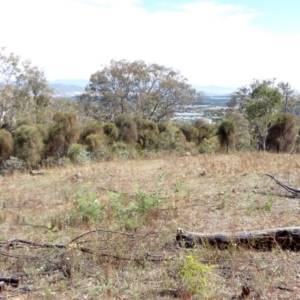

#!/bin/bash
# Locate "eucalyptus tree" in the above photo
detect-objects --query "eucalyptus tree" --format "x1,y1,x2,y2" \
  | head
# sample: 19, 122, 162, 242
79, 59, 201, 122
230, 79, 283, 151
0, 48, 53, 126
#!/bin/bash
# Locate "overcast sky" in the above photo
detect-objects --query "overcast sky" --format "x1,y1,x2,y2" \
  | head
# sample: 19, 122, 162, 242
1, 0, 300, 89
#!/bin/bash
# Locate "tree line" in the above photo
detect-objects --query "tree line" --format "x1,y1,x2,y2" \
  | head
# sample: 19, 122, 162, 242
0, 48, 299, 172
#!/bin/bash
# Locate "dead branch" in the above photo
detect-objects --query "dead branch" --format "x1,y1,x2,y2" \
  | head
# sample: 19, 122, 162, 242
266, 174, 300, 195
176, 226, 300, 251
0, 277, 20, 287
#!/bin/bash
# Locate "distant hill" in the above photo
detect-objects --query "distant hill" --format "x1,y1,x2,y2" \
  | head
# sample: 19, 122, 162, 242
49, 79, 236, 99
194, 85, 236, 95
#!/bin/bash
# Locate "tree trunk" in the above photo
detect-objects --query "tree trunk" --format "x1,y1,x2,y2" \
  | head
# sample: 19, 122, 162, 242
176, 227, 300, 251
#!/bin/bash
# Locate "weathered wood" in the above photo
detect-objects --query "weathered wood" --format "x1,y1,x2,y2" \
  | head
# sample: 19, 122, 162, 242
30, 170, 44, 176
266, 174, 300, 195
176, 227, 300, 250
0, 276, 20, 286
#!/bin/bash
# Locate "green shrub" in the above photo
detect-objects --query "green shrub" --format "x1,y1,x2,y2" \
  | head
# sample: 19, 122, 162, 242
103, 122, 119, 143
80, 121, 103, 141
68, 143, 91, 164
111, 142, 138, 159
69, 183, 103, 226
157, 125, 186, 153
135, 116, 159, 150
14, 125, 45, 167
0, 129, 13, 163
199, 137, 219, 154
181, 255, 215, 295
115, 114, 138, 143
0, 156, 25, 176
85, 133, 104, 152
46, 113, 79, 158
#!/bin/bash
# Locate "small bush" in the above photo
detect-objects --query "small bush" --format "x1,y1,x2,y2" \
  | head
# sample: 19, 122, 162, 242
85, 133, 104, 152
14, 125, 45, 167
68, 143, 91, 164
0, 129, 13, 163
115, 114, 138, 143
69, 183, 103, 226
0, 156, 25, 176
157, 125, 186, 153
181, 255, 215, 295
103, 123, 119, 143
80, 121, 103, 141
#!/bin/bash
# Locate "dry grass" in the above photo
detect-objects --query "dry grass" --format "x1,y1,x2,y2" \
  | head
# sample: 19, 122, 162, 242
1, 152, 300, 299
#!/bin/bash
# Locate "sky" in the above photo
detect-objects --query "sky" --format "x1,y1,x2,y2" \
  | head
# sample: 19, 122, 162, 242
1, 0, 300, 90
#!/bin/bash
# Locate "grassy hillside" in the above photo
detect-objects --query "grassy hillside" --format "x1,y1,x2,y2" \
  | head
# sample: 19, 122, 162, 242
1, 152, 300, 299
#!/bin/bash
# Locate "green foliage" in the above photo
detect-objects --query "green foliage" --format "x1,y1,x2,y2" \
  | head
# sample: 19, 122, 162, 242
135, 116, 159, 150
177, 122, 199, 143
115, 114, 138, 143
80, 121, 103, 141
233, 80, 283, 151
157, 124, 186, 153
266, 113, 298, 153
85, 133, 104, 152
194, 119, 214, 144
0, 129, 13, 162
68, 143, 91, 164
80, 59, 197, 122
225, 111, 251, 150
0, 156, 25, 176
262, 190, 274, 212
14, 125, 45, 167
69, 183, 103, 226
199, 137, 219, 154
216, 119, 237, 153
181, 255, 215, 295
107, 178, 163, 230
0, 48, 53, 125
134, 185, 161, 214
47, 113, 79, 158
103, 123, 119, 143
111, 142, 138, 159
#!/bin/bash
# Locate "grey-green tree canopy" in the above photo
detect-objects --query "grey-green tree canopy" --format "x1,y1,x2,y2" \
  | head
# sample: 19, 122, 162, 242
79, 59, 202, 122
0, 48, 53, 126
230, 79, 283, 151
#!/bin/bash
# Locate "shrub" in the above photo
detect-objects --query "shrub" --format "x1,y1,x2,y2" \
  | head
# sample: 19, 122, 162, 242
103, 122, 119, 143
157, 124, 186, 153
216, 119, 237, 153
69, 183, 103, 226
14, 125, 45, 167
0, 129, 13, 163
181, 255, 215, 295
80, 121, 103, 142
115, 114, 138, 143
177, 122, 199, 143
135, 116, 159, 150
267, 113, 298, 153
0, 156, 25, 176
194, 119, 214, 144
68, 143, 91, 164
46, 113, 79, 158
85, 133, 103, 152
111, 142, 138, 159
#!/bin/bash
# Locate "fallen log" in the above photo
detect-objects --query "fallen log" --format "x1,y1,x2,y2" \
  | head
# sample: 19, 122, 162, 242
176, 227, 300, 251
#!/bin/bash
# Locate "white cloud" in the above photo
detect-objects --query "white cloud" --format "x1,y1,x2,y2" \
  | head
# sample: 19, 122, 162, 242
1, 0, 299, 89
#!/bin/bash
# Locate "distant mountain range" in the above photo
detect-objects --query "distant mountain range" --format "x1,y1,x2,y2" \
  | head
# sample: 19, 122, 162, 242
49, 79, 235, 97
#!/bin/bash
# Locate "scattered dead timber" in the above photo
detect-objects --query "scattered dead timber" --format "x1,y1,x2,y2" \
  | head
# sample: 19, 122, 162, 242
176, 227, 300, 250
266, 174, 300, 196
30, 170, 44, 176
